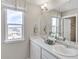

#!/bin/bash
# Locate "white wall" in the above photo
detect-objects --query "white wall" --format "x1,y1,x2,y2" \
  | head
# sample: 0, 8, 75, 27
1, 0, 41, 59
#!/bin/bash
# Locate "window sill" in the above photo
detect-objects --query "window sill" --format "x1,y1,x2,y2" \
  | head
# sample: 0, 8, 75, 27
4, 39, 25, 44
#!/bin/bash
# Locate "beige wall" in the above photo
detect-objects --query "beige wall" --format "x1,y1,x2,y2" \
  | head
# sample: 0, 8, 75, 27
1, 1, 41, 59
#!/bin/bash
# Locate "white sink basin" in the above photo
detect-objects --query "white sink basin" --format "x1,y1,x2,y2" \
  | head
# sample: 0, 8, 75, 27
54, 45, 78, 57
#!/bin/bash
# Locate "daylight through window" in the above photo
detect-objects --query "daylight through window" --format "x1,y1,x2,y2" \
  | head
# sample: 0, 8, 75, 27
6, 9, 24, 42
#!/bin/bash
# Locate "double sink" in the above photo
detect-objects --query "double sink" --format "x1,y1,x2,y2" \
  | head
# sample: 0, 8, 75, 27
44, 39, 78, 57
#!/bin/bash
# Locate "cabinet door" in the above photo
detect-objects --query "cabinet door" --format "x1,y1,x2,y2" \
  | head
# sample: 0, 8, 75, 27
42, 55, 48, 59
30, 41, 41, 59
42, 49, 57, 59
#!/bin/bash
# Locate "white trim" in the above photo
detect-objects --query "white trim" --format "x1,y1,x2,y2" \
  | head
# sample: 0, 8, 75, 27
76, 15, 78, 44
62, 14, 77, 18
4, 39, 25, 44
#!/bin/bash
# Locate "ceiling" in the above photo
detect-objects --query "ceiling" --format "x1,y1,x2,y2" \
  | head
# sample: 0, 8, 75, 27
54, 0, 78, 12
26, 0, 70, 10
26, 0, 78, 12
2, 0, 78, 12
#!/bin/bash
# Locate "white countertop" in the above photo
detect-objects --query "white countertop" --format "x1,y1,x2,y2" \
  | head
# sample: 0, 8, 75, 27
30, 36, 78, 59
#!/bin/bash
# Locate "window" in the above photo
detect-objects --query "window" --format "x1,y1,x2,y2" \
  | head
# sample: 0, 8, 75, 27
5, 9, 24, 42
52, 17, 57, 33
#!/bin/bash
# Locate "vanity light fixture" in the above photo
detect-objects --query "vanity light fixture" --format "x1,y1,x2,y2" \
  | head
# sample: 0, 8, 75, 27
43, 3, 47, 7
41, 3, 48, 11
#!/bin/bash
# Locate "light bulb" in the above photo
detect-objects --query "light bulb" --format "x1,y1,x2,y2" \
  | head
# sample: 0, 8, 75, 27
43, 3, 47, 7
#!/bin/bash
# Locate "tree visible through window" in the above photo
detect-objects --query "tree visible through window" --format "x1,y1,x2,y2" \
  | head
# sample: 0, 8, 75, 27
6, 9, 24, 41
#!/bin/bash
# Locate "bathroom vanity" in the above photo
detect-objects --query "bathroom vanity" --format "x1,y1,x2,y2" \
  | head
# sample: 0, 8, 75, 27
30, 36, 78, 59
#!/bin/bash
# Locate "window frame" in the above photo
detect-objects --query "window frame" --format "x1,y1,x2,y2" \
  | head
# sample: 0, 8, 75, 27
51, 17, 60, 34
4, 7, 24, 43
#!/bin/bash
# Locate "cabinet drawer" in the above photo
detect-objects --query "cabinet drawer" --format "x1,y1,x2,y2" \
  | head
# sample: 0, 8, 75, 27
42, 49, 57, 59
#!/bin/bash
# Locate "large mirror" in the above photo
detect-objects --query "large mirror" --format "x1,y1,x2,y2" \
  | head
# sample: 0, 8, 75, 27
40, 11, 77, 43
63, 16, 77, 42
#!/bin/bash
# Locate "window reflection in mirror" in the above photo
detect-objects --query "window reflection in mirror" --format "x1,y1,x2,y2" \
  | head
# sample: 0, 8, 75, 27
50, 17, 60, 39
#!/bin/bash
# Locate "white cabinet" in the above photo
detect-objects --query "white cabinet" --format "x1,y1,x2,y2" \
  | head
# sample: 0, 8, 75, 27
42, 49, 58, 59
30, 40, 58, 59
42, 55, 48, 59
30, 41, 41, 59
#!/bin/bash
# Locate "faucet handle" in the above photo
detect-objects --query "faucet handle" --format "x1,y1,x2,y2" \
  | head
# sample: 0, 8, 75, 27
63, 38, 66, 41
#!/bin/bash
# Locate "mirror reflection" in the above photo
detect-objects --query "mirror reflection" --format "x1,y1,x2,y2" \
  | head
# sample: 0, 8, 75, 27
49, 16, 77, 42
63, 16, 76, 42
40, 11, 77, 43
